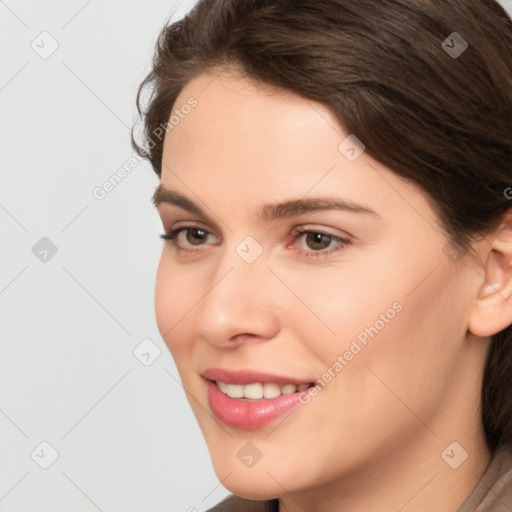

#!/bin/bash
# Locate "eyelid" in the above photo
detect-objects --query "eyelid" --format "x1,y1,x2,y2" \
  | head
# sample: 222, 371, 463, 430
168, 220, 221, 239
290, 223, 351, 240
158, 207, 224, 237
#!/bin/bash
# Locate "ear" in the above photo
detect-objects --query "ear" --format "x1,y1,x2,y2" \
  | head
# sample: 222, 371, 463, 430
468, 209, 512, 338
468, 210, 512, 337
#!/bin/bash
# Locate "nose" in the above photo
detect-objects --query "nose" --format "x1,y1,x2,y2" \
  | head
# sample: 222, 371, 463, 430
193, 240, 281, 348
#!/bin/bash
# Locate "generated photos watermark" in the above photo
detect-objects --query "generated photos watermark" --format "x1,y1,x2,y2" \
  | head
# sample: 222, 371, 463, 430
298, 300, 403, 405
92, 96, 198, 201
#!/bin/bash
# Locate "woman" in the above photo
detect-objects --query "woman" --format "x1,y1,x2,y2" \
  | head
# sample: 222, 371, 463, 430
132, 0, 512, 510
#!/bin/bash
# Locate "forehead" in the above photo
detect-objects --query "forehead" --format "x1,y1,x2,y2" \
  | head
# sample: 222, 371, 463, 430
159, 68, 438, 237
163, 69, 348, 180
172, 67, 338, 138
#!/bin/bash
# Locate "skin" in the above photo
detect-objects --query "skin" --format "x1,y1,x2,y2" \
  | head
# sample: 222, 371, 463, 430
153, 67, 512, 512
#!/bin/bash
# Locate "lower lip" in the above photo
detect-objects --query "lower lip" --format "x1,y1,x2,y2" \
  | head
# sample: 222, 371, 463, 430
205, 379, 307, 429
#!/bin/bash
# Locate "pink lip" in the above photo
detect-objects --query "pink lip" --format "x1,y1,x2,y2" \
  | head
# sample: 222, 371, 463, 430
204, 379, 308, 429
202, 367, 314, 385
202, 368, 316, 430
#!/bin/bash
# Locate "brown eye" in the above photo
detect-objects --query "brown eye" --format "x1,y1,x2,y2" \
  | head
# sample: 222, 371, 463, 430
304, 232, 333, 251
159, 224, 219, 254
185, 228, 209, 245
290, 227, 351, 260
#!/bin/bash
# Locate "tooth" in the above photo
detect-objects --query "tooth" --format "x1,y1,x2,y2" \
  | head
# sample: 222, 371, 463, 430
263, 383, 281, 398
244, 383, 263, 399
219, 380, 311, 399
281, 384, 297, 395
226, 384, 244, 398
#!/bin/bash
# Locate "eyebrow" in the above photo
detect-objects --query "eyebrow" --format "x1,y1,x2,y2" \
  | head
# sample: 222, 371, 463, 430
152, 185, 380, 221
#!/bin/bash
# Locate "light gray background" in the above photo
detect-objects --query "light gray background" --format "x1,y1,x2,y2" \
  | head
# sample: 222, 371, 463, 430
1, 1, 511, 511
1, 1, 227, 511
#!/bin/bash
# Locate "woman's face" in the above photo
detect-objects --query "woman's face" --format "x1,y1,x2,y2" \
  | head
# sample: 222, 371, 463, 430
154, 69, 487, 500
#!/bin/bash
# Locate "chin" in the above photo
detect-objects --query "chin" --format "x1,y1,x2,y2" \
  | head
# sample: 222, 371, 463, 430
220, 480, 281, 501
209, 456, 287, 500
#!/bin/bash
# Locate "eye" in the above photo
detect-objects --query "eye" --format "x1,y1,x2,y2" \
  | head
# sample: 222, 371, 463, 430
159, 224, 350, 260
289, 228, 350, 259
160, 223, 219, 254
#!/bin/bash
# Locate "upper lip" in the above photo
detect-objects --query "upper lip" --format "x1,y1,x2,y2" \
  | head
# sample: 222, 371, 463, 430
202, 367, 315, 385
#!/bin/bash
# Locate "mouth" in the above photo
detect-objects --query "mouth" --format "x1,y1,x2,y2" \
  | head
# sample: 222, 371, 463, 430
201, 368, 318, 429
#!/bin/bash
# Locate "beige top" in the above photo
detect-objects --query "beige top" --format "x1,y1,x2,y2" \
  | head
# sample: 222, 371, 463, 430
207, 443, 512, 511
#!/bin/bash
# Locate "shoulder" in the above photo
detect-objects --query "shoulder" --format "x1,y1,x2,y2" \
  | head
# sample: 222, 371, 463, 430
458, 442, 512, 511
206, 494, 279, 512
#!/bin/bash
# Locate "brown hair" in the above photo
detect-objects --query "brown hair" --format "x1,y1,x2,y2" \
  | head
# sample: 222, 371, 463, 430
132, 0, 512, 450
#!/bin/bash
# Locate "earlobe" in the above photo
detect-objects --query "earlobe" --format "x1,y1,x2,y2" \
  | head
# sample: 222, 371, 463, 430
468, 211, 512, 338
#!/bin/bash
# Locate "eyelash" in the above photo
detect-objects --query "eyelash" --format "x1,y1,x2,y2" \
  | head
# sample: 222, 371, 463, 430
159, 223, 350, 260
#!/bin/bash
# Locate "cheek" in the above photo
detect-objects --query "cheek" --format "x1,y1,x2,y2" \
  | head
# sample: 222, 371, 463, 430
295, 244, 459, 402
279, 260, 403, 362
323, 265, 462, 430
154, 254, 199, 355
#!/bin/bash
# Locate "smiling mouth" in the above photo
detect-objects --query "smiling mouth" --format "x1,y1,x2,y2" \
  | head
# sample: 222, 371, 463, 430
203, 372, 319, 429
212, 380, 316, 400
